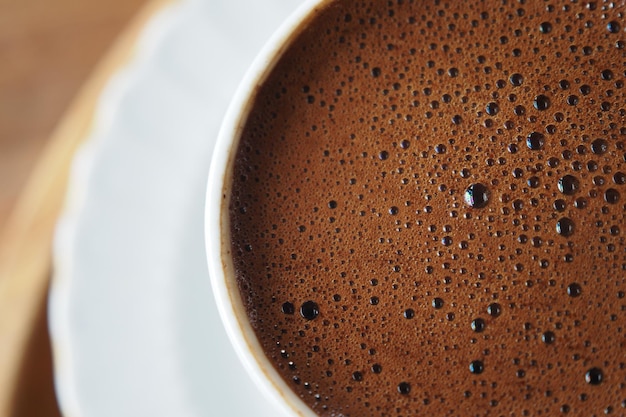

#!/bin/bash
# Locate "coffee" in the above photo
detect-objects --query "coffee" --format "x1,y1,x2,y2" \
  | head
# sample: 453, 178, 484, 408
227, 0, 626, 415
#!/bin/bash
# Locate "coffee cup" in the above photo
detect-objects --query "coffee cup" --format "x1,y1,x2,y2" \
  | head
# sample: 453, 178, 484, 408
207, 0, 624, 415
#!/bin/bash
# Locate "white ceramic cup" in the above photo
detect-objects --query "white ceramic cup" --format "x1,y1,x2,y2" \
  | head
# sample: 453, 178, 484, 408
205, 0, 329, 416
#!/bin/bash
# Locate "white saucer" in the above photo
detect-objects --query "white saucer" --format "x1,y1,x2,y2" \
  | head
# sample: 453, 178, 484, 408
49, 1, 303, 415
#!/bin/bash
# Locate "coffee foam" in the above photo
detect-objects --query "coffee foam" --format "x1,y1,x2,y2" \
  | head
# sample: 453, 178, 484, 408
229, 0, 626, 415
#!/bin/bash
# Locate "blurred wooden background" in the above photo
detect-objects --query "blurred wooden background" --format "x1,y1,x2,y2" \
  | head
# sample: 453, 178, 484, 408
0, 0, 147, 415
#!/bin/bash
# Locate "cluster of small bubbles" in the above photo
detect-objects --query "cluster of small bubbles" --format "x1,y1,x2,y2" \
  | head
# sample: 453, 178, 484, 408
229, 0, 626, 414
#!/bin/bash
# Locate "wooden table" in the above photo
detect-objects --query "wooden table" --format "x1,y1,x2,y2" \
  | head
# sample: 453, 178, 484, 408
0, 0, 162, 415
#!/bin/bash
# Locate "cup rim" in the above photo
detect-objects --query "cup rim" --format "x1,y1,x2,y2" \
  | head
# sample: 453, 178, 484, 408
205, 1, 328, 416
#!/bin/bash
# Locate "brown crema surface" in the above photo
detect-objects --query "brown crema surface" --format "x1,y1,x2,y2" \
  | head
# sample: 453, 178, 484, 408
228, 0, 626, 415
